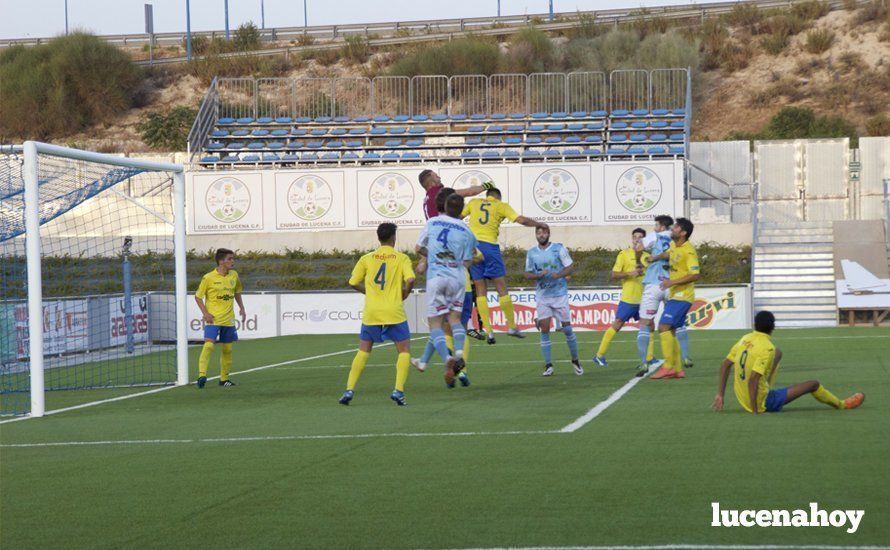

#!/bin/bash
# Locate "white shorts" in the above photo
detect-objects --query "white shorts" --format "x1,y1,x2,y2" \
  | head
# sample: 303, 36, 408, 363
639, 284, 667, 320
536, 294, 571, 325
426, 277, 465, 317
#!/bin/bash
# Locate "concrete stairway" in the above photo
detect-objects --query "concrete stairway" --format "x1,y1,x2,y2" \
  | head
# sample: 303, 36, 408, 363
752, 222, 837, 327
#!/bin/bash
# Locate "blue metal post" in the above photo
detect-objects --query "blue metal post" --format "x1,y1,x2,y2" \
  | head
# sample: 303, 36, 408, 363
304, 0, 308, 28
497, 0, 501, 17
549, 0, 554, 21
225, 0, 230, 40
261, 0, 265, 29
65, 0, 69, 35
186, 0, 192, 61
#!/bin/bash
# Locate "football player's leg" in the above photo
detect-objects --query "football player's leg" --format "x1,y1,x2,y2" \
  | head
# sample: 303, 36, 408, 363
198, 339, 214, 379
637, 321, 652, 364
676, 325, 691, 363
220, 343, 233, 382
596, 319, 623, 361
347, 338, 373, 391
493, 277, 517, 331
473, 279, 493, 334
394, 338, 411, 393
562, 323, 579, 361
539, 319, 553, 365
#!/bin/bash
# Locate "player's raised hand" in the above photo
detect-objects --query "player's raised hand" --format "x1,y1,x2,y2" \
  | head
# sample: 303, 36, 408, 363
711, 394, 724, 412
481, 180, 495, 190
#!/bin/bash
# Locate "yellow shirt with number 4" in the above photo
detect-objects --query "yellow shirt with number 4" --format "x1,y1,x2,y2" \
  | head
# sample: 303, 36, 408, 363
349, 245, 416, 325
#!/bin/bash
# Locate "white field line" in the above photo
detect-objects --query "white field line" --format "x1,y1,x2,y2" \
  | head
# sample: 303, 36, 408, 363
278, 358, 641, 370
0, 339, 422, 425
447, 545, 890, 550
560, 362, 658, 433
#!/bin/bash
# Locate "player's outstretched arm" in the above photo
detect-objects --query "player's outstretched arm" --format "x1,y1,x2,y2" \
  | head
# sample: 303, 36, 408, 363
662, 273, 701, 289
515, 215, 547, 230
454, 181, 493, 198
713, 358, 733, 412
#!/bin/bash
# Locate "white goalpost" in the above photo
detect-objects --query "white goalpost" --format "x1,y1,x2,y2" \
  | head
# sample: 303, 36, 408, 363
1, 141, 189, 418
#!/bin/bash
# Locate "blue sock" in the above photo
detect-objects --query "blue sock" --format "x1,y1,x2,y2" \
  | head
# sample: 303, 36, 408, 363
676, 325, 690, 360
637, 325, 651, 363
430, 328, 451, 363
420, 339, 435, 364
562, 325, 579, 360
540, 332, 552, 364
451, 322, 466, 357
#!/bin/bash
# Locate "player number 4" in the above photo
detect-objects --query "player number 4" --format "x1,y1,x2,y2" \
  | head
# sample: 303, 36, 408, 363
374, 263, 386, 290
436, 229, 450, 248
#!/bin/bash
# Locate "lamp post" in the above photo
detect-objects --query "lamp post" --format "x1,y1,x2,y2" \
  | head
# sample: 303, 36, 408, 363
186, 0, 192, 61
65, 0, 69, 35
549, 0, 554, 21
304, 0, 308, 28
261, 0, 265, 29
225, 0, 230, 40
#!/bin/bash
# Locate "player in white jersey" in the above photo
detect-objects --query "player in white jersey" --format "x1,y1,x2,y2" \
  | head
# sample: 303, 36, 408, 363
525, 226, 582, 377
416, 193, 478, 387
633, 214, 674, 375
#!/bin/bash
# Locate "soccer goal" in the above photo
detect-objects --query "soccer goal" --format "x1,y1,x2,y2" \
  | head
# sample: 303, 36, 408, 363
0, 142, 188, 417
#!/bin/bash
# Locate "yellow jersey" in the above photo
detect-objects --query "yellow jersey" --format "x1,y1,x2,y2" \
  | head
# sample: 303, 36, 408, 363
728, 331, 777, 413
465, 249, 483, 291
612, 248, 649, 304
349, 245, 416, 325
461, 197, 519, 244
195, 268, 243, 327
668, 240, 700, 302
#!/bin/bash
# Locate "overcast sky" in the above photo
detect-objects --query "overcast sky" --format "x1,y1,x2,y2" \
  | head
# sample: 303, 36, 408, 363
0, 0, 727, 40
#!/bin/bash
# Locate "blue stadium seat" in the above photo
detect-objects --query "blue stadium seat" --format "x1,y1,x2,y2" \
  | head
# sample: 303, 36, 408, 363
295, 116, 312, 124
384, 139, 402, 147
315, 116, 332, 123
489, 125, 505, 133
411, 114, 430, 122
670, 121, 685, 128
584, 135, 602, 144
301, 153, 319, 161
345, 140, 363, 148
522, 150, 542, 158
334, 116, 350, 123
611, 110, 629, 117
247, 142, 264, 150
268, 142, 285, 150
228, 142, 246, 150
330, 128, 347, 136
565, 136, 581, 144
582, 148, 602, 156
243, 154, 260, 162
211, 130, 229, 137
551, 112, 568, 119
206, 142, 225, 151
543, 149, 562, 158
547, 123, 565, 131
343, 152, 360, 160
630, 134, 646, 142
285, 142, 302, 152
544, 136, 561, 144
221, 154, 240, 162
369, 128, 387, 136
607, 147, 627, 155
669, 133, 684, 141
468, 126, 485, 133
525, 136, 543, 145
252, 129, 270, 136
451, 114, 468, 121
648, 146, 667, 155
466, 137, 482, 145
461, 150, 480, 159
200, 156, 218, 164
563, 149, 584, 158
502, 149, 520, 158
651, 121, 669, 129
631, 121, 648, 129
403, 152, 421, 160
408, 127, 426, 135
669, 145, 685, 155
389, 127, 406, 135
481, 150, 501, 159
310, 129, 327, 136
326, 141, 344, 148
282, 153, 300, 161
531, 112, 549, 119
651, 133, 667, 141
348, 128, 366, 135
651, 109, 669, 116
257, 117, 274, 124
570, 111, 588, 118
509, 112, 526, 119
373, 115, 391, 123
353, 116, 371, 123
505, 137, 522, 145
590, 110, 607, 117
382, 152, 401, 161
391, 115, 409, 122
237, 117, 254, 124
431, 114, 449, 121
232, 129, 250, 137
491, 113, 507, 120
321, 153, 340, 161
306, 141, 323, 149
263, 153, 280, 161
567, 123, 584, 131
611, 134, 628, 142
275, 117, 293, 124
484, 137, 503, 145
672, 108, 686, 116
470, 113, 487, 120
528, 124, 546, 132
627, 146, 646, 155
362, 152, 381, 160
610, 121, 628, 130
406, 139, 423, 147
506, 124, 524, 132
586, 122, 605, 130
631, 109, 649, 117
218, 117, 235, 125
291, 129, 308, 136
271, 129, 290, 137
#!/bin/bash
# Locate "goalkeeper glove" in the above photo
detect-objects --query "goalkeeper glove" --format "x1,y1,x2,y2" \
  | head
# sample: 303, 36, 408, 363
481, 181, 495, 190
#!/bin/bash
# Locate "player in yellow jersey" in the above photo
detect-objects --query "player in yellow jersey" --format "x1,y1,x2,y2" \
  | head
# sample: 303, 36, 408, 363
713, 310, 865, 413
462, 187, 547, 344
592, 228, 650, 369
194, 248, 245, 388
339, 223, 416, 406
650, 218, 699, 380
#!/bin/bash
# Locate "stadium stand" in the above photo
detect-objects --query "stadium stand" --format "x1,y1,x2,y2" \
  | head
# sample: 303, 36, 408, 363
189, 69, 691, 167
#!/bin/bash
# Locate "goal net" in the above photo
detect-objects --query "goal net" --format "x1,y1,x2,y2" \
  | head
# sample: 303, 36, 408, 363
0, 142, 188, 417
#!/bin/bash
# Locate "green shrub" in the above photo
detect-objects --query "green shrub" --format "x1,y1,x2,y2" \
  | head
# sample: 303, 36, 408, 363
568, 11, 605, 39
341, 35, 370, 65
791, 0, 830, 21
388, 36, 502, 76
0, 33, 141, 140
503, 27, 557, 73
234, 22, 261, 52
310, 47, 340, 66
726, 3, 764, 29
865, 113, 890, 135
804, 28, 835, 53
562, 29, 699, 73
734, 106, 860, 144
137, 106, 197, 151
761, 30, 790, 54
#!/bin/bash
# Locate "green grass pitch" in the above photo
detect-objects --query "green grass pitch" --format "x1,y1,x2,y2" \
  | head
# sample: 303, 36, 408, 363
1, 327, 888, 548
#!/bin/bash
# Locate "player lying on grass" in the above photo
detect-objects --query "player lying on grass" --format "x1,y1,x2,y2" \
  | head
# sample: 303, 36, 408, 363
194, 248, 246, 389
415, 193, 477, 388
412, 187, 478, 387
593, 227, 649, 369
339, 223, 416, 406
648, 217, 700, 380
712, 310, 865, 413
525, 226, 582, 377
462, 187, 548, 344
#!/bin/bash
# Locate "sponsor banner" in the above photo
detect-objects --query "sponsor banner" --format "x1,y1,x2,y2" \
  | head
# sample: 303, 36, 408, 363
440, 166, 511, 203
279, 293, 365, 335
275, 171, 346, 230
520, 164, 593, 224
109, 295, 150, 347
602, 162, 679, 224
356, 170, 425, 228
187, 293, 278, 340
15, 300, 90, 359
477, 285, 749, 332
191, 172, 265, 232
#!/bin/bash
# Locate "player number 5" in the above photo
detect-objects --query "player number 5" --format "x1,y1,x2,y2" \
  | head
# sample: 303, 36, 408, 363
479, 203, 490, 224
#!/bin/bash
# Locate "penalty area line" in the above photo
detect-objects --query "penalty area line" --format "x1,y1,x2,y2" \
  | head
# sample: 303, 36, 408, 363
560, 363, 657, 433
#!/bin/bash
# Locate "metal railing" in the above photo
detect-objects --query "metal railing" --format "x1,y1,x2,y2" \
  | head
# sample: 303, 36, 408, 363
686, 160, 755, 223
186, 77, 219, 160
